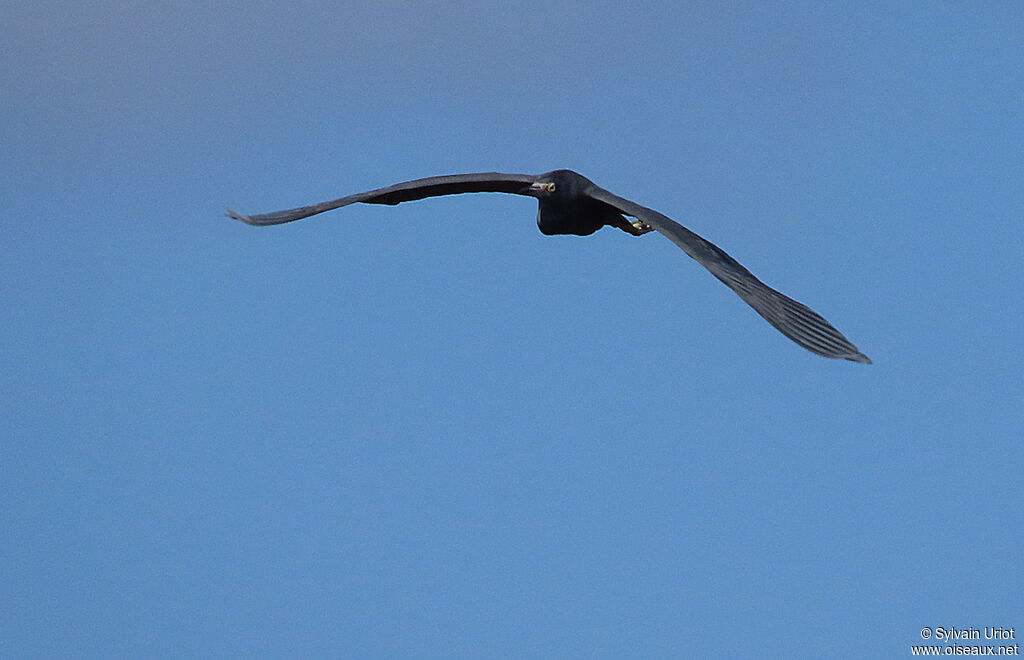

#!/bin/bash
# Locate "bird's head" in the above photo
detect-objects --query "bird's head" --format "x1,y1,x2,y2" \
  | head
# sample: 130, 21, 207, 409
521, 169, 592, 199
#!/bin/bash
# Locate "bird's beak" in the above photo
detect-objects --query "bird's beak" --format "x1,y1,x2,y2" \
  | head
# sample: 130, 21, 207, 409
522, 182, 554, 196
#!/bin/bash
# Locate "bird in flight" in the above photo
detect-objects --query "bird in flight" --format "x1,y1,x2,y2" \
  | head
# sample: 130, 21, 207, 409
228, 169, 870, 363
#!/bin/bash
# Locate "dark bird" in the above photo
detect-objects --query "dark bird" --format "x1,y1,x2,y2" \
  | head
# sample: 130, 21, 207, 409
228, 169, 870, 363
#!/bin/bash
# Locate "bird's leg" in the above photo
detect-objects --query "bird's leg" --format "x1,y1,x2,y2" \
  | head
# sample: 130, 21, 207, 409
625, 217, 655, 236
605, 211, 654, 236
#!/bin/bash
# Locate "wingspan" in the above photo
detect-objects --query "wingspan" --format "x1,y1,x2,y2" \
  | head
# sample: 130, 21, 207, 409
227, 172, 538, 226
586, 185, 871, 363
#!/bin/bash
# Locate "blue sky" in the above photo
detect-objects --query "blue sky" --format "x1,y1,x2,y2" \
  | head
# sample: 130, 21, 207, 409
3, 2, 1021, 657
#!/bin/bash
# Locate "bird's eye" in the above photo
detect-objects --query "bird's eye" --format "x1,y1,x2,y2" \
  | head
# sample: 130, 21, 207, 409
545, 182, 556, 193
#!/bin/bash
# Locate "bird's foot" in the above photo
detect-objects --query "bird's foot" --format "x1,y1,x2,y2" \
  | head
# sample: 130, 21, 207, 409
628, 218, 655, 235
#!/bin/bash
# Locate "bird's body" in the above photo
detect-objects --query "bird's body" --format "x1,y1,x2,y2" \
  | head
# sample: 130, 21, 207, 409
228, 169, 870, 363
531, 171, 643, 237
535, 189, 610, 236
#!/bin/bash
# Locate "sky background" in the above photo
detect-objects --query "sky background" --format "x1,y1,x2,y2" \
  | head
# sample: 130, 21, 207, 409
2, 1, 1022, 657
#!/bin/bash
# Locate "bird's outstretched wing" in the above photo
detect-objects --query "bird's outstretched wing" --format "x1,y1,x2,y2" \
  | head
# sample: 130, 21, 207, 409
586, 185, 871, 363
227, 172, 538, 226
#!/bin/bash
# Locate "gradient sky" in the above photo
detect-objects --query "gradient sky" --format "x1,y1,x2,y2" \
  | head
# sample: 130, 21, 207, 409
3, 2, 1022, 657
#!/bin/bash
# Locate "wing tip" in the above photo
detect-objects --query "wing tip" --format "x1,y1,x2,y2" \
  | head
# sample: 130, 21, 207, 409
226, 208, 255, 225
844, 351, 872, 365
843, 349, 868, 366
